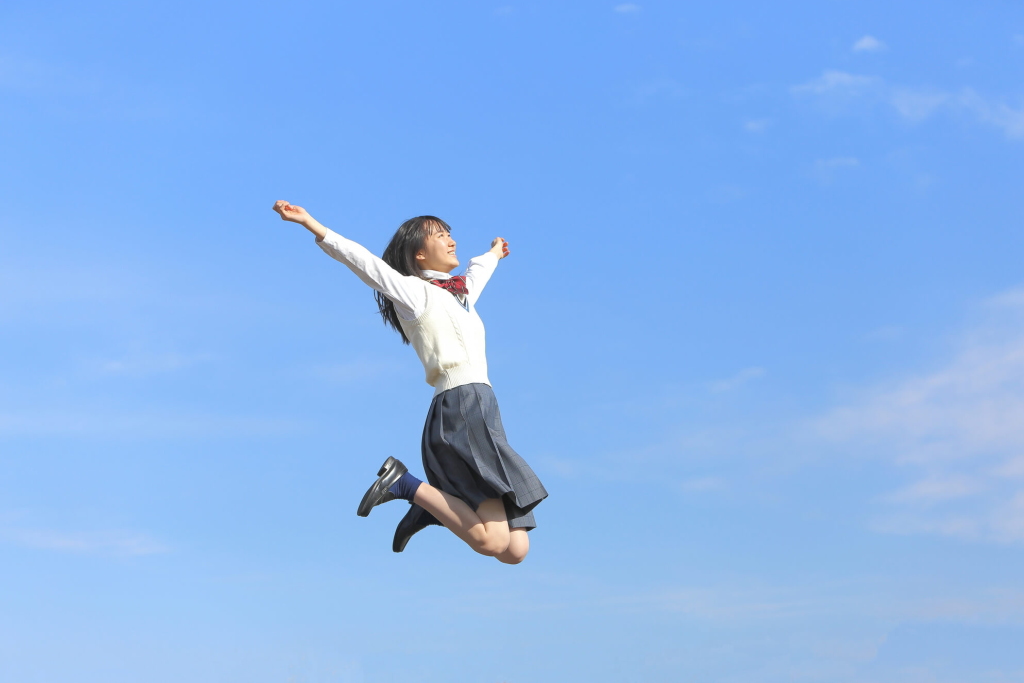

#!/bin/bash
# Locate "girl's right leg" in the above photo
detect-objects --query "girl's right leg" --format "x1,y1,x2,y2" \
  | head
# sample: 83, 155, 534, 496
494, 528, 529, 564
413, 484, 520, 559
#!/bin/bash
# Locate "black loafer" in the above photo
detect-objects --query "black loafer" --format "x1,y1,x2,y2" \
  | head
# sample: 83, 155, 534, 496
357, 456, 408, 517
393, 503, 440, 552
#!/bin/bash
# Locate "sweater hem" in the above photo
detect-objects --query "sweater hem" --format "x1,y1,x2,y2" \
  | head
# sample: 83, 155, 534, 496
432, 366, 491, 395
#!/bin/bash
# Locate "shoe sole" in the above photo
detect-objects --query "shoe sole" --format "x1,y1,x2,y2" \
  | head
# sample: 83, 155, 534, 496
356, 456, 407, 517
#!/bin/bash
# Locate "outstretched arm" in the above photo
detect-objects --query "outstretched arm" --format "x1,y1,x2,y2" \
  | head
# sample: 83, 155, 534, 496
465, 237, 510, 306
272, 200, 427, 319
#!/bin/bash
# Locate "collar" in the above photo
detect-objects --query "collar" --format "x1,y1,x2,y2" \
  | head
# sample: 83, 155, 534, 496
420, 269, 453, 280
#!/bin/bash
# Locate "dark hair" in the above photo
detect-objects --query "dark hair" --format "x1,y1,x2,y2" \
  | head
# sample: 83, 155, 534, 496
376, 215, 452, 344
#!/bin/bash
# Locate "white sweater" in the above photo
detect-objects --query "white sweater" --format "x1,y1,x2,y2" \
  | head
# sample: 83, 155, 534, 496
316, 229, 499, 394
399, 281, 491, 393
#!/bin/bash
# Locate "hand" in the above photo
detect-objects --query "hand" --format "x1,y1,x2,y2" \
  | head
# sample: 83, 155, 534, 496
273, 200, 312, 225
489, 237, 510, 260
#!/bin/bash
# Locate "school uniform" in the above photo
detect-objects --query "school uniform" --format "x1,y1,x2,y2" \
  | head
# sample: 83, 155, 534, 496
316, 230, 547, 529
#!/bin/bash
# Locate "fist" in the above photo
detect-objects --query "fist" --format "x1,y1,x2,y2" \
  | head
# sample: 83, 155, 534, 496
273, 200, 311, 224
490, 237, 510, 259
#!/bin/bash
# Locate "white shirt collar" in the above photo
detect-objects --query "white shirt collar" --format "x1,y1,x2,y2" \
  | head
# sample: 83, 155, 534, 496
420, 269, 453, 280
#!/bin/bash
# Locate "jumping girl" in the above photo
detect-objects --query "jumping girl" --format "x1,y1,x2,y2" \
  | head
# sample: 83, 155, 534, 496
273, 200, 548, 564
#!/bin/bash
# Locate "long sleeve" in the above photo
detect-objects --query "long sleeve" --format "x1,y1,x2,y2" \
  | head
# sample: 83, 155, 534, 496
464, 252, 499, 308
316, 229, 427, 320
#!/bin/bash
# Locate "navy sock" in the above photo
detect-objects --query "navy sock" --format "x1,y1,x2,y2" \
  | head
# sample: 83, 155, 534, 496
388, 471, 423, 502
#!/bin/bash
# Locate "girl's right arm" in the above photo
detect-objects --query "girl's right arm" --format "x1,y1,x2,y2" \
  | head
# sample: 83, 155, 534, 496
273, 200, 426, 319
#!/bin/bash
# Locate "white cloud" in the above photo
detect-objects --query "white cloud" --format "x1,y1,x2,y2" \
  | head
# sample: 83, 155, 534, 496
0, 54, 82, 93
812, 157, 860, 183
817, 156, 859, 168
992, 491, 1024, 542
630, 78, 685, 105
0, 410, 301, 438
994, 455, 1024, 477
0, 526, 168, 555
959, 89, 1024, 140
890, 88, 949, 121
853, 35, 887, 52
614, 3, 641, 13
708, 184, 747, 204
793, 71, 1024, 140
885, 474, 984, 503
864, 325, 905, 342
870, 513, 981, 540
92, 351, 212, 377
791, 70, 879, 95
986, 287, 1024, 309
585, 577, 1024, 626
810, 288, 1024, 542
813, 339, 1024, 462
678, 476, 726, 492
871, 495, 1024, 545
710, 367, 765, 393
743, 118, 771, 133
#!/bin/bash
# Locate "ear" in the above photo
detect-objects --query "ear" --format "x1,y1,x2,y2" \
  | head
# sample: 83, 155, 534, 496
415, 249, 426, 262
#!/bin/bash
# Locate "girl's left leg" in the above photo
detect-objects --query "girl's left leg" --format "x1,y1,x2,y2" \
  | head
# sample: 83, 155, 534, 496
413, 488, 529, 563
361, 458, 530, 561
412, 485, 514, 558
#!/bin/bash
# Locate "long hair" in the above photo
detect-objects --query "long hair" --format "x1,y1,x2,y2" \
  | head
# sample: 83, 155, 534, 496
376, 215, 453, 344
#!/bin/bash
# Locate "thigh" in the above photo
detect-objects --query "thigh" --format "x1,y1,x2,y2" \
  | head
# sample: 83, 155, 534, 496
476, 498, 510, 525
476, 498, 510, 544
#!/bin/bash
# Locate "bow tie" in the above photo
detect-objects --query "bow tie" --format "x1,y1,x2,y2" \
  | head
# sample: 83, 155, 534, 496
430, 276, 468, 297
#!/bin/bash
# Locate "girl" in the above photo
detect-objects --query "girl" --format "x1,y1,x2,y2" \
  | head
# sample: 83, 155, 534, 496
273, 200, 547, 564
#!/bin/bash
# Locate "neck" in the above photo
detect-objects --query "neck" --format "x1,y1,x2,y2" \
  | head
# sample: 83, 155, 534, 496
421, 268, 454, 280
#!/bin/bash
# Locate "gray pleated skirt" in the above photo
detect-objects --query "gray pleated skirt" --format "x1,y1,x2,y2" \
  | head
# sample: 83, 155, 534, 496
420, 383, 547, 530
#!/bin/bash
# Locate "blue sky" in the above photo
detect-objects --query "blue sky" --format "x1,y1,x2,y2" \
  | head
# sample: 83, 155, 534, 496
3, 1, 1024, 681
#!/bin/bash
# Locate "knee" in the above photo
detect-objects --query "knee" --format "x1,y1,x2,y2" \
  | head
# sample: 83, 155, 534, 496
497, 548, 528, 564
471, 530, 510, 557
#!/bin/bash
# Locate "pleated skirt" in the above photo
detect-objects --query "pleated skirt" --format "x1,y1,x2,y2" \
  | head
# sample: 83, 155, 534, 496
420, 383, 547, 530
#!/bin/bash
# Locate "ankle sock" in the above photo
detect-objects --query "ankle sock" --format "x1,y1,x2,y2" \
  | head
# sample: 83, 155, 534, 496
388, 471, 423, 502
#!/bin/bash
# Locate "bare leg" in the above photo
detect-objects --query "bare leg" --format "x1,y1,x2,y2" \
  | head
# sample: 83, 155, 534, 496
494, 528, 529, 564
412, 484, 513, 558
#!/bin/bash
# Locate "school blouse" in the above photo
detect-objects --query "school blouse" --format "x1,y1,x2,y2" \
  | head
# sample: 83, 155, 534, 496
316, 229, 500, 394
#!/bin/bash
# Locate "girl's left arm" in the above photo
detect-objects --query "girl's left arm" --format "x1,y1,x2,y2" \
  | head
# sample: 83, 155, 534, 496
464, 237, 510, 307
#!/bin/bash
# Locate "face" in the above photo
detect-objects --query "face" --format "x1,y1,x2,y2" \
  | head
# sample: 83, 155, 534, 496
416, 227, 459, 273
